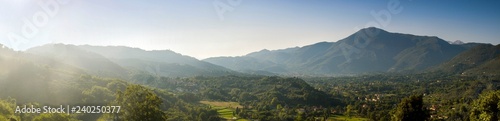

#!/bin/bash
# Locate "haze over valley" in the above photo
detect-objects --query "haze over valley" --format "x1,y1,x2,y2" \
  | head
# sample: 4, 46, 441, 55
1, 0, 500, 121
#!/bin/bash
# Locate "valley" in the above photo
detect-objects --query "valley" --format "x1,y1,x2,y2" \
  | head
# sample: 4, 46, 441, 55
1, 27, 499, 121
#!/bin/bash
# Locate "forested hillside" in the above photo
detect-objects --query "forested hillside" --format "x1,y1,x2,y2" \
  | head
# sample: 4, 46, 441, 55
1, 45, 222, 120
433, 44, 500, 75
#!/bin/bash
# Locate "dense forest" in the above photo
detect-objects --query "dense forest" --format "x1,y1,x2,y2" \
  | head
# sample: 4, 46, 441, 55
3, 64, 499, 120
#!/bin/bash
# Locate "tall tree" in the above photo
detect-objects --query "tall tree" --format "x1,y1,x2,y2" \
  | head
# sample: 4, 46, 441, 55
114, 84, 166, 121
392, 95, 429, 121
0, 98, 19, 121
470, 90, 500, 121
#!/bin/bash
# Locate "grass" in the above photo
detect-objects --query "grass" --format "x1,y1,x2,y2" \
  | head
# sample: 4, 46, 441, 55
216, 107, 234, 119
329, 115, 370, 121
200, 101, 243, 108
200, 101, 246, 120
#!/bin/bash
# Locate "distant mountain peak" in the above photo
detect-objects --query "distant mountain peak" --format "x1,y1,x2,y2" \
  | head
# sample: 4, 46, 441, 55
448, 40, 465, 45
315, 41, 332, 45
356, 27, 389, 34
260, 49, 270, 52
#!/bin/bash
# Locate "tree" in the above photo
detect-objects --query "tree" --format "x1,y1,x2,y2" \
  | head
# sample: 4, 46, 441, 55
177, 92, 199, 102
345, 104, 353, 117
270, 97, 278, 106
322, 108, 331, 120
82, 86, 114, 104
113, 84, 166, 121
0, 98, 19, 121
392, 95, 429, 121
235, 107, 240, 115
106, 80, 127, 92
32, 113, 76, 121
198, 112, 207, 120
294, 112, 304, 121
470, 90, 500, 121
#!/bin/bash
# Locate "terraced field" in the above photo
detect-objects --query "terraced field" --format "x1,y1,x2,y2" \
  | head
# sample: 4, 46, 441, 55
200, 101, 248, 120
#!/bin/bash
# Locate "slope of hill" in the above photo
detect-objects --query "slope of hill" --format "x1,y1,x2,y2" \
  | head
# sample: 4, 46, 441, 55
203, 56, 286, 73
26, 44, 129, 78
432, 44, 500, 74
1, 45, 224, 120
205, 27, 475, 75
168, 76, 340, 107
78, 45, 239, 77
460, 44, 500, 76
389, 36, 465, 72
0, 44, 86, 104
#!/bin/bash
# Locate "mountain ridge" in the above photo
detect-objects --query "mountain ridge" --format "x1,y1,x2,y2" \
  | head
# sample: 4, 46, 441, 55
82, 45, 243, 77
24, 44, 240, 78
4, 27, 494, 77
204, 27, 486, 76
26, 44, 129, 78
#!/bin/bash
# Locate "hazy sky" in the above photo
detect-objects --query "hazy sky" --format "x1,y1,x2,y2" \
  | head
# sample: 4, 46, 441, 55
1, 0, 499, 59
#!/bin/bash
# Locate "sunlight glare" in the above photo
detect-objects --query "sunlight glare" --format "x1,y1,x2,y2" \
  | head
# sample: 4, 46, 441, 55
1, 0, 32, 8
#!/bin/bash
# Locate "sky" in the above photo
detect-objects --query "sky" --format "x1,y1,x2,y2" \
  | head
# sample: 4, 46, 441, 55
0, 0, 499, 59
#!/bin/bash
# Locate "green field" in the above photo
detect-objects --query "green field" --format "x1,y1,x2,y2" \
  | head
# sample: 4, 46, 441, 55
200, 101, 243, 108
213, 106, 234, 119
200, 101, 248, 120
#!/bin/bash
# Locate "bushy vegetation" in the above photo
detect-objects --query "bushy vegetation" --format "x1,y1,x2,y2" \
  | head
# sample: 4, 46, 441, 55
305, 73, 500, 121
0, 74, 221, 121
1, 64, 499, 121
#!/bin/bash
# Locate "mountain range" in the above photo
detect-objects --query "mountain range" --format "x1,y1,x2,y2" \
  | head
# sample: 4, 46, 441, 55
21, 44, 239, 78
1, 27, 497, 77
205, 27, 495, 76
